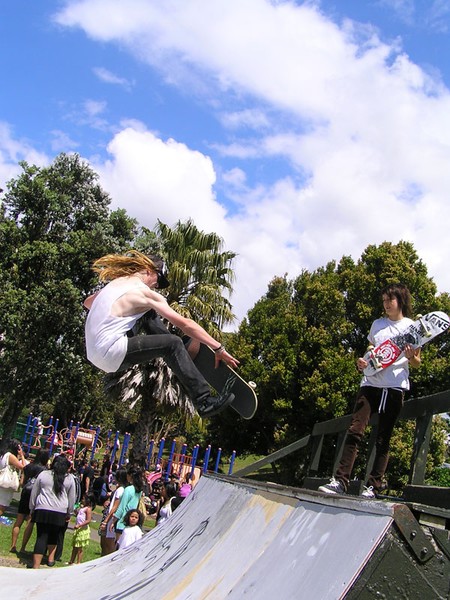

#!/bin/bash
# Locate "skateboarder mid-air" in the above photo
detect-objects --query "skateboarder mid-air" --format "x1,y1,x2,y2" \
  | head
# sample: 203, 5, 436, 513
319, 283, 421, 499
84, 250, 239, 417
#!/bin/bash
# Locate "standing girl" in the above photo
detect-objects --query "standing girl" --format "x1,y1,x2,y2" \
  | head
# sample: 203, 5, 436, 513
156, 482, 178, 526
319, 283, 421, 498
116, 509, 144, 550
68, 493, 95, 565
111, 465, 144, 545
100, 468, 128, 556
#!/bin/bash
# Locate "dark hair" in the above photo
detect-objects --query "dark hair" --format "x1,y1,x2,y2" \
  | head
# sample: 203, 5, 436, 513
124, 508, 144, 528
83, 492, 97, 510
381, 283, 413, 318
127, 465, 144, 493
34, 449, 50, 467
164, 482, 178, 498
0, 438, 21, 458
51, 455, 71, 496
115, 467, 128, 488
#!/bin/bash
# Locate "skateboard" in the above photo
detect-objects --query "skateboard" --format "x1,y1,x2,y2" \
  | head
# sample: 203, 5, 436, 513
193, 344, 258, 419
363, 311, 450, 376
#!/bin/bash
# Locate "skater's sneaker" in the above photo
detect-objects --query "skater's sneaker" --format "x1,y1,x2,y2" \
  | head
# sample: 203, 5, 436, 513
360, 485, 376, 499
318, 477, 345, 495
196, 392, 235, 418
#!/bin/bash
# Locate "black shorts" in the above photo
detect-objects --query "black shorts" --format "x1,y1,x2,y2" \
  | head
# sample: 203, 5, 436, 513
18, 491, 31, 516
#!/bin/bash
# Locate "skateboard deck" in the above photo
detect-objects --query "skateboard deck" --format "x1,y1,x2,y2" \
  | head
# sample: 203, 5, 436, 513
363, 311, 450, 376
193, 344, 258, 419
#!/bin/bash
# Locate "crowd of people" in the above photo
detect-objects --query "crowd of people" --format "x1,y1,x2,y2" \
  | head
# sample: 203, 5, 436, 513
0, 438, 195, 568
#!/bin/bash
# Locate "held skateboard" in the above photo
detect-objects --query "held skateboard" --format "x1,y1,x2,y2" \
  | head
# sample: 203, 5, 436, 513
363, 311, 450, 376
193, 344, 258, 419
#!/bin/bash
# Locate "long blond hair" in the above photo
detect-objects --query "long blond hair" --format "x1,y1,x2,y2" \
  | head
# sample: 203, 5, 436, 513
92, 250, 158, 282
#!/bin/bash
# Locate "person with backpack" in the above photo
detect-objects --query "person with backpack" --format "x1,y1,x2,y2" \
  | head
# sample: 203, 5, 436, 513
10, 449, 49, 554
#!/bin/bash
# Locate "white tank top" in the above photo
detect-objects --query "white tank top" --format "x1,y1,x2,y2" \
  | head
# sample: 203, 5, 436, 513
85, 279, 148, 372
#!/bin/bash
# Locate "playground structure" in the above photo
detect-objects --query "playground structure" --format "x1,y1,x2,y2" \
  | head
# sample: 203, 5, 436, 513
20, 413, 236, 481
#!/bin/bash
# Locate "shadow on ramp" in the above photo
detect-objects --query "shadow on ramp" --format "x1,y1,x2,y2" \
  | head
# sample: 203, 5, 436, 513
1, 474, 448, 599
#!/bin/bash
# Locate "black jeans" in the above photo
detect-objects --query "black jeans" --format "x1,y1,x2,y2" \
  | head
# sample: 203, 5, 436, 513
336, 386, 404, 492
117, 314, 210, 404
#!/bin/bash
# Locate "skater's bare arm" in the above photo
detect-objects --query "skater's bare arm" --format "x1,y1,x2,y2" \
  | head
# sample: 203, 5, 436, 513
111, 287, 239, 368
161, 303, 239, 369
144, 290, 239, 369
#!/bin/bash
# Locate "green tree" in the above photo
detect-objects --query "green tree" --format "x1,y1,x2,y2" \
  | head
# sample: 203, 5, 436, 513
0, 154, 136, 438
103, 219, 237, 465
224, 240, 449, 486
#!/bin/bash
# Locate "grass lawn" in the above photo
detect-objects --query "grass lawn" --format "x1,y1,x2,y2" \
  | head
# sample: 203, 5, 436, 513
0, 500, 156, 569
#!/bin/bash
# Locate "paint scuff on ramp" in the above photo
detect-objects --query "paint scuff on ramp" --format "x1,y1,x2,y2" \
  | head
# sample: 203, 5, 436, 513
1, 474, 447, 599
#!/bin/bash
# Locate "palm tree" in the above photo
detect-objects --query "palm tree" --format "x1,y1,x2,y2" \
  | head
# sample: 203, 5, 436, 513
105, 219, 237, 465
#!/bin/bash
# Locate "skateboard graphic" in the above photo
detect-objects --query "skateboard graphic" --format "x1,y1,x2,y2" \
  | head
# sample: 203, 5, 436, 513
193, 344, 258, 419
363, 311, 450, 376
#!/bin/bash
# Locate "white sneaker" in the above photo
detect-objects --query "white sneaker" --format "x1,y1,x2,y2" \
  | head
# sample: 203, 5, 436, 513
318, 477, 345, 495
361, 486, 376, 499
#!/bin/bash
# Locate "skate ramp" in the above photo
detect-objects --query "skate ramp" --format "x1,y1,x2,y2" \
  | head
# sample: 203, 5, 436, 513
0, 475, 407, 599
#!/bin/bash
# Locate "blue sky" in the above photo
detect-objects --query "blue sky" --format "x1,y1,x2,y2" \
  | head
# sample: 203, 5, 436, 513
2, 0, 450, 324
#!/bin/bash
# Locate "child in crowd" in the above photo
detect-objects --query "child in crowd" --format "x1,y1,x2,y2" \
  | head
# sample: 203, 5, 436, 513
68, 493, 95, 565
116, 509, 144, 550
156, 482, 178, 526
178, 473, 193, 499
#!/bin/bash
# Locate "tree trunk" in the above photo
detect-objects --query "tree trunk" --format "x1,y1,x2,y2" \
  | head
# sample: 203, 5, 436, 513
0, 394, 24, 442
130, 390, 158, 467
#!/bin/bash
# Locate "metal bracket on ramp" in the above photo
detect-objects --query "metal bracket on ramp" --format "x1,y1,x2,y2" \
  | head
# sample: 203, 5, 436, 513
432, 529, 450, 561
392, 503, 436, 563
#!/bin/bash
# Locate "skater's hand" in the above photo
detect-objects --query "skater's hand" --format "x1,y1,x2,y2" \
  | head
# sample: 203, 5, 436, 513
404, 344, 421, 367
404, 344, 415, 359
356, 357, 367, 372
215, 348, 240, 369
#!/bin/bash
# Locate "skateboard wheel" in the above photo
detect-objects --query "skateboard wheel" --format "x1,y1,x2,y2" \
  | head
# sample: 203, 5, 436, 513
249, 381, 257, 389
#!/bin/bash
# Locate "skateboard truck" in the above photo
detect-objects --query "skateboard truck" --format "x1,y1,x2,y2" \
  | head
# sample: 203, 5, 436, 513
367, 345, 382, 370
416, 314, 432, 338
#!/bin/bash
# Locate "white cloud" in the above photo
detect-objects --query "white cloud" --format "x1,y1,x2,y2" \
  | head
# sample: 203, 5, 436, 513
378, 0, 415, 25
93, 67, 134, 91
0, 123, 49, 188
50, 130, 80, 153
33, 1, 450, 318
93, 125, 227, 233
84, 99, 107, 117
219, 109, 270, 131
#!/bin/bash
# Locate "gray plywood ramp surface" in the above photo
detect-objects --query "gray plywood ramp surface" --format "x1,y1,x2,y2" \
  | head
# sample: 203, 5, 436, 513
0, 475, 395, 599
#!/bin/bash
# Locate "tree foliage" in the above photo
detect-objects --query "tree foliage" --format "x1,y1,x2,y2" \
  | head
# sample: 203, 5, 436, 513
0, 154, 137, 437
217, 241, 450, 487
